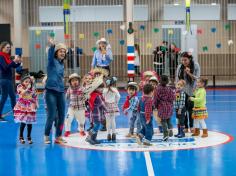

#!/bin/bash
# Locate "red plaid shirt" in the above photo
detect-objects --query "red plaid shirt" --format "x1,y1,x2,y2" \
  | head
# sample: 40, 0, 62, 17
140, 95, 153, 121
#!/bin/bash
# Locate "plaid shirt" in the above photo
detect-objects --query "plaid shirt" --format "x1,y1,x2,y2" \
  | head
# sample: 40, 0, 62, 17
126, 96, 139, 112
156, 85, 175, 119
90, 95, 107, 121
66, 86, 86, 110
140, 95, 153, 121
174, 90, 186, 110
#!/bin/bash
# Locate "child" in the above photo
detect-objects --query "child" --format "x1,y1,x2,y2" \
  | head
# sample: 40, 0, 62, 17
64, 73, 86, 137
86, 76, 107, 145
174, 80, 186, 138
14, 75, 38, 144
90, 67, 108, 131
136, 84, 154, 146
156, 75, 175, 141
103, 77, 120, 141
190, 78, 208, 138
149, 76, 163, 133
82, 73, 94, 131
123, 82, 140, 137
139, 70, 157, 90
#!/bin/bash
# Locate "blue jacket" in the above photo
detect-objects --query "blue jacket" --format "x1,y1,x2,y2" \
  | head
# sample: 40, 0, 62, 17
45, 46, 64, 93
0, 56, 20, 80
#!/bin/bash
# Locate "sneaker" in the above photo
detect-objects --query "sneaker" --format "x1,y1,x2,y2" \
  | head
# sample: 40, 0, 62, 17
19, 137, 25, 144
80, 131, 86, 136
44, 136, 51, 144
107, 134, 112, 141
125, 133, 133, 138
27, 137, 33, 144
55, 137, 67, 144
64, 131, 71, 137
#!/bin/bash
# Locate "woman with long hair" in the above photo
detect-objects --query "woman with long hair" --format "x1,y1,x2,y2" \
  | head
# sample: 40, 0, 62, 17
175, 52, 200, 133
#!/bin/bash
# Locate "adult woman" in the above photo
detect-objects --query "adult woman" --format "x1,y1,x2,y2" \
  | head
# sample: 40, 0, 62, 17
0, 41, 21, 122
91, 38, 113, 76
175, 52, 200, 133
44, 38, 67, 144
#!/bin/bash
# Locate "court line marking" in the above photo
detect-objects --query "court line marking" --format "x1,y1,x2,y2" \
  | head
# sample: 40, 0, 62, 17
144, 151, 155, 176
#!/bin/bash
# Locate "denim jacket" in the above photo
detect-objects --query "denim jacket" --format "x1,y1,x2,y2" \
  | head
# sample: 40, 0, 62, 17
45, 46, 64, 93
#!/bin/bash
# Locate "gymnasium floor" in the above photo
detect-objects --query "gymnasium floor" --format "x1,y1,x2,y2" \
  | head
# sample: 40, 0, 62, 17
0, 89, 235, 176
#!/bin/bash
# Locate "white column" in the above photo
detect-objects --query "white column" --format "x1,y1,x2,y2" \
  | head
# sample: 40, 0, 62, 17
126, 0, 134, 47
72, 0, 77, 72
126, 0, 135, 81
13, 0, 22, 54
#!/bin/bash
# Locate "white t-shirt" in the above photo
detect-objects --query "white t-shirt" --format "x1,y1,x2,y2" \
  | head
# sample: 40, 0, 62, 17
103, 87, 120, 104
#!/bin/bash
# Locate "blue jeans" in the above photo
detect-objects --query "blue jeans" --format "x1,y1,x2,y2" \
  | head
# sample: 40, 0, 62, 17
128, 111, 141, 134
0, 79, 16, 116
139, 114, 154, 141
44, 89, 65, 137
92, 119, 100, 134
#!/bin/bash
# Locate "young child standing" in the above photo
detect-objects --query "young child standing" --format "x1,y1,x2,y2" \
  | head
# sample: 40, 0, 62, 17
149, 76, 163, 133
103, 77, 120, 141
86, 76, 107, 145
123, 82, 140, 137
14, 75, 38, 144
82, 73, 94, 131
156, 75, 175, 141
136, 84, 154, 146
64, 73, 86, 137
174, 80, 186, 138
190, 78, 208, 138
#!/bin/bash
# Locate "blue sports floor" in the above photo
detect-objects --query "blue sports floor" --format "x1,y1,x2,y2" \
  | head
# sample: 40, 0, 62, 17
0, 89, 236, 176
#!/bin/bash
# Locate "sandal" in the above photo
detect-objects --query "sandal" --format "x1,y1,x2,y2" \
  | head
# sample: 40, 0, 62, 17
19, 137, 25, 144
28, 137, 33, 144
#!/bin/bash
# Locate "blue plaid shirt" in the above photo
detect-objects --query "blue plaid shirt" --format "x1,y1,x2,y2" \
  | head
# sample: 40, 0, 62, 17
174, 90, 186, 110
126, 96, 139, 112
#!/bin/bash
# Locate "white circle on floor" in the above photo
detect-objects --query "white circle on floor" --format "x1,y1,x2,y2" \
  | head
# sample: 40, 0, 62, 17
62, 128, 233, 152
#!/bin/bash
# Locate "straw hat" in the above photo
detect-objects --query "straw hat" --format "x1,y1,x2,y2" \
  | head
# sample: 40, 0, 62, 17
96, 38, 108, 46
127, 81, 139, 91
143, 71, 156, 77
55, 43, 67, 52
149, 76, 158, 83
68, 73, 81, 83
91, 67, 109, 77
83, 76, 104, 98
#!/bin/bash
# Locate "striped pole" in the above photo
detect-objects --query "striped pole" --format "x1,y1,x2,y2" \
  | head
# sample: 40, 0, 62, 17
126, 0, 135, 81
127, 46, 135, 78
185, 0, 191, 32
63, 0, 71, 39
